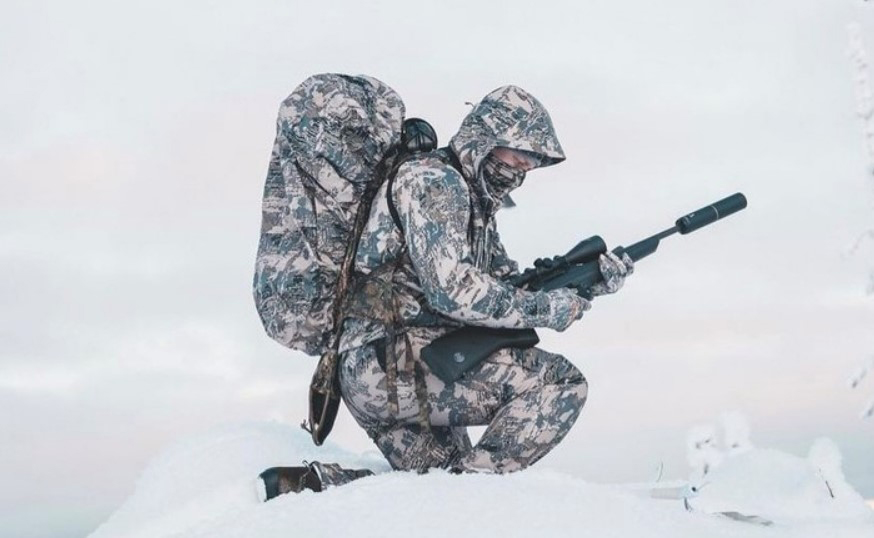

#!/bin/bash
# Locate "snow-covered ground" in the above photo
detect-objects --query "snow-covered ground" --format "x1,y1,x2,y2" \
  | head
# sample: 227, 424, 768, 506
88, 422, 873, 538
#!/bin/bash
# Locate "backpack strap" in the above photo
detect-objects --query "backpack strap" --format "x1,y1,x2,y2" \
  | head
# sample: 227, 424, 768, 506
443, 145, 464, 176
386, 163, 405, 233
386, 146, 464, 232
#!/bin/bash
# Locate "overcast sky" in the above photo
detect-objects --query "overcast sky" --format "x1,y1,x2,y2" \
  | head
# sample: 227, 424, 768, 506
3, 1, 874, 536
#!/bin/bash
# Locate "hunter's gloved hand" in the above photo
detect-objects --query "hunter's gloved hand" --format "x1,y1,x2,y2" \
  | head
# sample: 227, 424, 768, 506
545, 287, 592, 332
589, 252, 634, 297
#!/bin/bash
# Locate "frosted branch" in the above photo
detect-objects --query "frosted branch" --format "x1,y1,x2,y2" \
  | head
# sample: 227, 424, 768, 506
848, 356, 873, 389
844, 229, 874, 257
848, 23, 874, 177
861, 398, 874, 419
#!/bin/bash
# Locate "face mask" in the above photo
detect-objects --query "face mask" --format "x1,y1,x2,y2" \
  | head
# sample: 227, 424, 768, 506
482, 153, 527, 192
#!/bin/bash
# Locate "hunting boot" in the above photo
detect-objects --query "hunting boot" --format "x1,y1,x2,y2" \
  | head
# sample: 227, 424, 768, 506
257, 461, 374, 501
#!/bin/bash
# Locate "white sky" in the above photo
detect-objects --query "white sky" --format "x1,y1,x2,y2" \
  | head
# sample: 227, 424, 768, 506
2, 1, 874, 536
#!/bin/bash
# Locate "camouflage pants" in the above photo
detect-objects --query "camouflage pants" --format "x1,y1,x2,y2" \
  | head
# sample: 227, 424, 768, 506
338, 327, 588, 476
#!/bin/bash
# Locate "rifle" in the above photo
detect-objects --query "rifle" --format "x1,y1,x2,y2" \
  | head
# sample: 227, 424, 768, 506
421, 193, 748, 384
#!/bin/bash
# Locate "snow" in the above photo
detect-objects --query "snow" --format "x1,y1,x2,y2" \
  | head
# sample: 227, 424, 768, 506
88, 422, 874, 538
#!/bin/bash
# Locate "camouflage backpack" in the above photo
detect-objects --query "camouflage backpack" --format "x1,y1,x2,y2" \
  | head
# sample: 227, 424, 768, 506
253, 73, 436, 444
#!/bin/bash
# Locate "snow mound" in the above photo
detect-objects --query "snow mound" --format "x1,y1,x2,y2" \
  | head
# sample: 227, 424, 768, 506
691, 447, 872, 523
89, 422, 874, 538
88, 422, 388, 538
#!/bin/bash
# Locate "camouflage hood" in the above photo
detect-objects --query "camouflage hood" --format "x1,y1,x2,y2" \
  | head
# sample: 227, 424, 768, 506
448, 85, 566, 205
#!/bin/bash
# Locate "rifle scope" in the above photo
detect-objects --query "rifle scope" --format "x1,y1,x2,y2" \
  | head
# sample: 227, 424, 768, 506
509, 236, 607, 287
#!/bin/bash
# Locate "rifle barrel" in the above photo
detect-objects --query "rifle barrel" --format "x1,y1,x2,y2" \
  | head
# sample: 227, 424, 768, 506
517, 193, 747, 292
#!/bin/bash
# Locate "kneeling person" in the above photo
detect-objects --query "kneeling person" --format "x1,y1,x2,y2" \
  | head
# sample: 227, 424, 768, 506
261, 84, 632, 499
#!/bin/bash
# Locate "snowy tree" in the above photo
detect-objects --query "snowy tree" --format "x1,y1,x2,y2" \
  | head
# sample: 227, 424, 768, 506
809, 438, 849, 499
686, 424, 723, 483
846, 21, 874, 419
848, 23, 874, 176
686, 413, 754, 486
847, 357, 874, 418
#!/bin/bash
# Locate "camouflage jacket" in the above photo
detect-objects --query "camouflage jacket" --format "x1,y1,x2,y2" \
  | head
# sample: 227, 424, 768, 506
339, 85, 580, 352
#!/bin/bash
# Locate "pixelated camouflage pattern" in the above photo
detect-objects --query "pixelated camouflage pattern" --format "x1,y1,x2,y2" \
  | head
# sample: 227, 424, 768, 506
339, 327, 588, 473
253, 74, 405, 356
589, 251, 635, 297
339, 85, 587, 351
